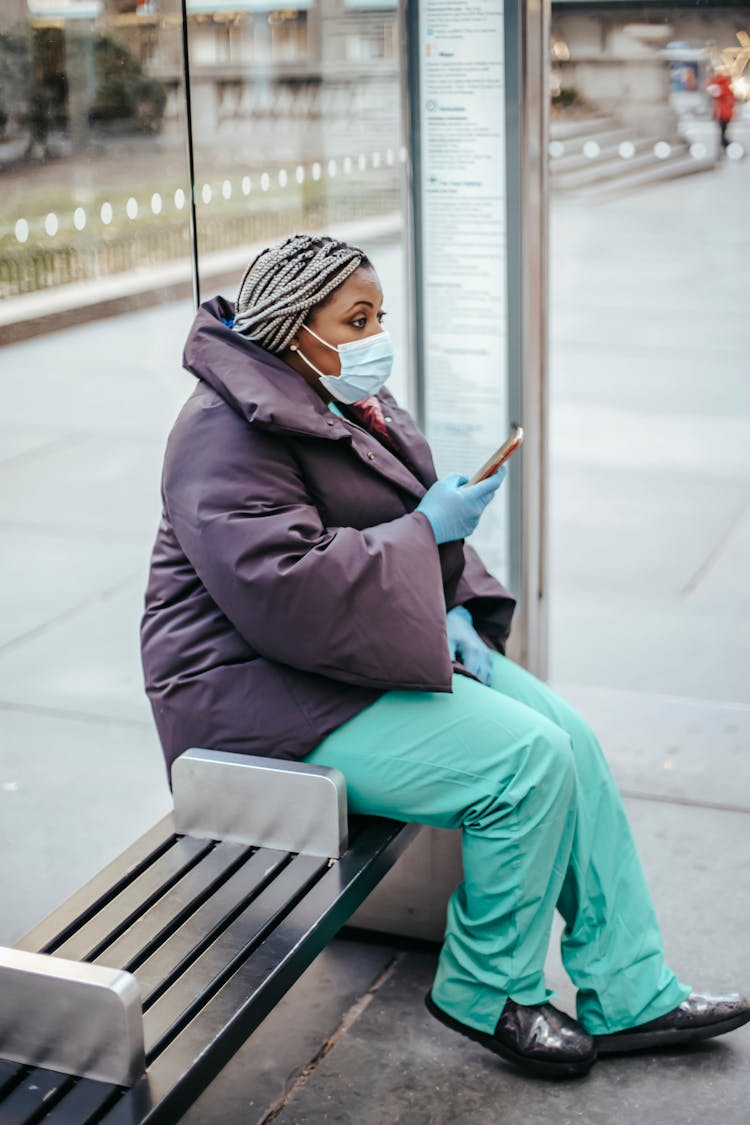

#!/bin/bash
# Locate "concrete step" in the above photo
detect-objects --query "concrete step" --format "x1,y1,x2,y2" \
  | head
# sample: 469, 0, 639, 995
550, 127, 636, 156
549, 116, 617, 141
571, 153, 716, 201
553, 144, 692, 190
551, 135, 664, 175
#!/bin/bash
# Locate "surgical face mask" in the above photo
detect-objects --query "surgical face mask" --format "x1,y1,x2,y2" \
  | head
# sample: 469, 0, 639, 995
292, 324, 394, 405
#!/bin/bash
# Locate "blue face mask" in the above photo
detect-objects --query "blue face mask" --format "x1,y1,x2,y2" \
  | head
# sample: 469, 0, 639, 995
294, 324, 394, 405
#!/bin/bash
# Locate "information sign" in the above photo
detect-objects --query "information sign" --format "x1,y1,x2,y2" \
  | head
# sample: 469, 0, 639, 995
417, 0, 509, 577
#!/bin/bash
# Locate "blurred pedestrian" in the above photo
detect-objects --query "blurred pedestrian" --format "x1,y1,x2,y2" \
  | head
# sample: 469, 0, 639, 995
706, 66, 735, 153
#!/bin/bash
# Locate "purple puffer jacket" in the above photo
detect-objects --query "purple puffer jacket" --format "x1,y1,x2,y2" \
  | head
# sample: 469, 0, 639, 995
141, 297, 516, 780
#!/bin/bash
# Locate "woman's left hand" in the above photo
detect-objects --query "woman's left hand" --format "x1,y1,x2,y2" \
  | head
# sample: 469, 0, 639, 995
446, 606, 494, 686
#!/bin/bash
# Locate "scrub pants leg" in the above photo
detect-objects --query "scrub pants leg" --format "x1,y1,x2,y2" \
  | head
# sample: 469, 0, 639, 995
304, 652, 691, 1036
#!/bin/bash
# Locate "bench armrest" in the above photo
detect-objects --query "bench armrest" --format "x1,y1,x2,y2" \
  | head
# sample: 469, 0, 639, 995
0, 947, 144, 1086
172, 748, 349, 858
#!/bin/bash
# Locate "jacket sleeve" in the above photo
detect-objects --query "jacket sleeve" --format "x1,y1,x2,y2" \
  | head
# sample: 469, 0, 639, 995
162, 405, 455, 692
450, 544, 516, 654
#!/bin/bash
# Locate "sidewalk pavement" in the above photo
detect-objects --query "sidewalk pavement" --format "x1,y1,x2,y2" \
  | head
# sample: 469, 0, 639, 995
1, 156, 749, 1122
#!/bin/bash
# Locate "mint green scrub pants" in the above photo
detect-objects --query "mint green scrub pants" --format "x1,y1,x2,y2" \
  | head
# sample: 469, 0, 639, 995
305, 652, 691, 1036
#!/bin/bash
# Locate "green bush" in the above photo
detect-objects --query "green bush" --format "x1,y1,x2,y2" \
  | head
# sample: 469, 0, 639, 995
89, 36, 166, 133
0, 31, 32, 138
552, 87, 583, 110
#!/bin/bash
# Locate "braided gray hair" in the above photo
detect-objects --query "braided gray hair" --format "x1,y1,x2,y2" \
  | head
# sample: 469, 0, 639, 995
233, 233, 370, 353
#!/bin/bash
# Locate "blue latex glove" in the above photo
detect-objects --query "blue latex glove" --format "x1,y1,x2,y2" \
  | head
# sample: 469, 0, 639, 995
416, 468, 506, 545
446, 606, 494, 686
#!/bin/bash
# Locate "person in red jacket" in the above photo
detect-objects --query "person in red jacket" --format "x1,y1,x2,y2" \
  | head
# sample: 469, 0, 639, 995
707, 67, 736, 153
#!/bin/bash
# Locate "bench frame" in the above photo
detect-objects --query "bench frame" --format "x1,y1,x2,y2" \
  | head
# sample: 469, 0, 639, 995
0, 752, 420, 1124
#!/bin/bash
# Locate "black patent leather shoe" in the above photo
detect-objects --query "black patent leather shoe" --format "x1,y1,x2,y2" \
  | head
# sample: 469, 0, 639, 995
425, 992, 596, 1079
595, 992, 750, 1053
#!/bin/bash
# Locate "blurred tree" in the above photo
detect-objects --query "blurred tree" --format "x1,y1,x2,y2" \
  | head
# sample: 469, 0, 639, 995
88, 35, 166, 133
0, 31, 32, 139
0, 26, 165, 159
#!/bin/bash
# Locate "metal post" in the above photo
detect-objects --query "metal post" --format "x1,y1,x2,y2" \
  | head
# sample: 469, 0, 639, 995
180, 0, 200, 308
505, 0, 550, 679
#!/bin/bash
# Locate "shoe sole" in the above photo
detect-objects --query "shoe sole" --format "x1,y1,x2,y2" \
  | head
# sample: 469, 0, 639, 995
424, 992, 596, 1080
596, 1008, 750, 1054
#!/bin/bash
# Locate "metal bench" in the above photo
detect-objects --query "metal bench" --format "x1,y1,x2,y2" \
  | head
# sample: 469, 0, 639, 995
0, 750, 418, 1124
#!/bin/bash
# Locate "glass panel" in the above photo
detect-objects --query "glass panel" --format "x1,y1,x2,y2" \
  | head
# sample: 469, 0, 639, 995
0, 0, 193, 303
0, 0, 195, 942
185, 0, 411, 403
548, 3, 750, 702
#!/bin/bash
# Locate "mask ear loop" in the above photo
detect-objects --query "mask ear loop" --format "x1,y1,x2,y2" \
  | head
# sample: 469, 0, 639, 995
302, 323, 339, 353
290, 342, 329, 380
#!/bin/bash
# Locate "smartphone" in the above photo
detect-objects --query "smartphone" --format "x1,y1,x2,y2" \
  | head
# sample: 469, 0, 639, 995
466, 425, 524, 486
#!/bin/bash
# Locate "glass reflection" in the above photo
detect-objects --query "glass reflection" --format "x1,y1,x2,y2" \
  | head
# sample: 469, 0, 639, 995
547, 3, 750, 698
185, 0, 410, 402
0, 0, 192, 300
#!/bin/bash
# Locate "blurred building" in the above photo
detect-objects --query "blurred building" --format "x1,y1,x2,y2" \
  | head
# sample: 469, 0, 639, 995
551, 3, 749, 132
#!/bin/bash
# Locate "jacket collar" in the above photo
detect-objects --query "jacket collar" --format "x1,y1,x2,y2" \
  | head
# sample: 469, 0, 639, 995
183, 296, 430, 499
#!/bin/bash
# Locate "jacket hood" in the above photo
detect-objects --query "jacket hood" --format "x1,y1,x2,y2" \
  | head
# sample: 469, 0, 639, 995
183, 295, 347, 439
182, 295, 437, 500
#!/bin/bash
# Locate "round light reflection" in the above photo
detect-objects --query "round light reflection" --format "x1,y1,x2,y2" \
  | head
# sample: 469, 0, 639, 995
241, 175, 251, 195
151, 192, 163, 214
222, 179, 232, 200
278, 169, 288, 187
343, 156, 352, 174
15, 218, 29, 244
311, 163, 321, 181
295, 165, 305, 184
583, 141, 600, 159
126, 196, 138, 220
260, 172, 270, 191
101, 202, 113, 225
73, 207, 86, 231
727, 142, 744, 161
327, 159, 336, 177
618, 141, 636, 159
201, 184, 212, 205
174, 188, 186, 210
654, 141, 671, 160
549, 140, 565, 158
45, 212, 58, 236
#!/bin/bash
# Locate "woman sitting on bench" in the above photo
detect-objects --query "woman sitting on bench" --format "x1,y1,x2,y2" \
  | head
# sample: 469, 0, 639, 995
141, 233, 749, 1079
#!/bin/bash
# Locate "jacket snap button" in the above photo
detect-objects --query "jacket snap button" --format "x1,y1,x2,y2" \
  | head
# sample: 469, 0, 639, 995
384, 416, 392, 423
367, 451, 375, 460
326, 419, 334, 426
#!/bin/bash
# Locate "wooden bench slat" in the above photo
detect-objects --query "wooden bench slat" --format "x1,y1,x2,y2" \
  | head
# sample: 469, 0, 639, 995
33, 1080, 122, 1125
142, 853, 328, 1057
30, 853, 326, 1125
92, 841, 253, 973
99, 819, 416, 1125
0, 1059, 24, 1100
16, 817, 176, 956
52, 837, 213, 964
33, 1077, 121, 1125
0, 1065, 75, 1125
133, 848, 291, 1005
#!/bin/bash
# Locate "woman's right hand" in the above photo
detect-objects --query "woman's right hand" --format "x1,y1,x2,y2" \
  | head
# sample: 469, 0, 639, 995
415, 468, 506, 545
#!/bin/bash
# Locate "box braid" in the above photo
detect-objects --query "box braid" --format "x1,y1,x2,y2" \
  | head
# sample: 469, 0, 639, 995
233, 233, 370, 354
